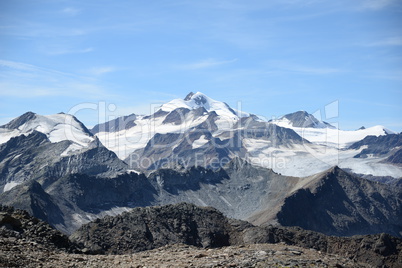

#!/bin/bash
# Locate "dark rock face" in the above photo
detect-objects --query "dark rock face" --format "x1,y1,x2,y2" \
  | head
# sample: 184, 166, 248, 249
276, 167, 402, 237
0, 205, 75, 252
0, 130, 51, 161
349, 133, 402, 162
69, 202, 402, 267
192, 106, 208, 117
146, 158, 299, 223
285, 111, 316, 127
184, 92, 195, 101
44, 143, 128, 178
143, 133, 182, 157
0, 111, 37, 129
46, 172, 156, 213
0, 131, 70, 189
244, 225, 402, 268
0, 131, 128, 191
148, 166, 227, 194
192, 111, 219, 133
162, 108, 190, 125
127, 117, 306, 172
344, 169, 402, 185
126, 129, 233, 171
193, 94, 208, 106
387, 148, 402, 164
0, 180, 64, 227
142, 109, 169, 120
70, 203, 237, 254
234, 116, 308, 146
90, 114, 136, 134
278, 111, 334, 128
0, 171, 156, 234
239, 122, 306, 145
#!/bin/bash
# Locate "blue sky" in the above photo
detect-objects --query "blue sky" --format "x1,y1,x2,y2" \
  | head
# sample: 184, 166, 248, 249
1, 0, 401, 131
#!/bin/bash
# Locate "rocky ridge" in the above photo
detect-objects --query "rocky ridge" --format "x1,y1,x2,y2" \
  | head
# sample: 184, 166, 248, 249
1, 203, 402, 267
349, 133, 402, 163
1, 160, 401, 238
0, 130, 127, 192
70, 203, 239, 254
274, 166, 402, 237
70, 203, 402, 267
0, 205, 77, 267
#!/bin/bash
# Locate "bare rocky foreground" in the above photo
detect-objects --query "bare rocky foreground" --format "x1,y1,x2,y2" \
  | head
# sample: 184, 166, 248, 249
0, 240, 363, 268
1, 204, 402, 267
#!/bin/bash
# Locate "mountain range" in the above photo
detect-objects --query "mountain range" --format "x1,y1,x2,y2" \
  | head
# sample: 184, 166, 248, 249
92, 92, 399, 177
0, 92, 401, 238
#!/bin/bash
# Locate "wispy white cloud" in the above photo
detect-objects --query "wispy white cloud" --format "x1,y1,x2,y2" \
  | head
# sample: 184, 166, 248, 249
176, 58, 238, 70
0, 59, 39, 72
363, 37, 402, 47
0, 81, 107, 98
267, 61, 343, 75
62, 7, 81, 16
47, 47, 94, 56
7, 27, 87, 38
363, 70, 402, 81
359, 0, 398, 10
0, 59, 75, 77
87, 66, 117, 76
0, 83, 55, 97
345, 98, 401, 109
112, 104, 155, 117
289, 66, 341, 75
0, 20, 88, 38
0, 59, 110, 98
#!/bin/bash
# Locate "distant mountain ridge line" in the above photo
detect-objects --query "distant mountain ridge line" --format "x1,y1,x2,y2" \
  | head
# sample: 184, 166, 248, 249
0, 91, 399, 178
2, 152, 401, 238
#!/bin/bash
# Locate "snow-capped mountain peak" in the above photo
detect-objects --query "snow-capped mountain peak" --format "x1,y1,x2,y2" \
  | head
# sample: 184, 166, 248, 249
90, 94, 400, 178
0, 112, 95, 155
272, 110, 335, 129
160, 92, 249, 119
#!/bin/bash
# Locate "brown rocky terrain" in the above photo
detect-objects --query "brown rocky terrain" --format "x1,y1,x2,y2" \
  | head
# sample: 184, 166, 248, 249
1, 203, 402, 267
0, 241, 365, 267
71, 203, 402, 267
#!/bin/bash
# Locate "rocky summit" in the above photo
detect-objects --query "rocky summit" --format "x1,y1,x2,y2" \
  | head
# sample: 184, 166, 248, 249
70, 203, 402, 267
69, 203, 242, 254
